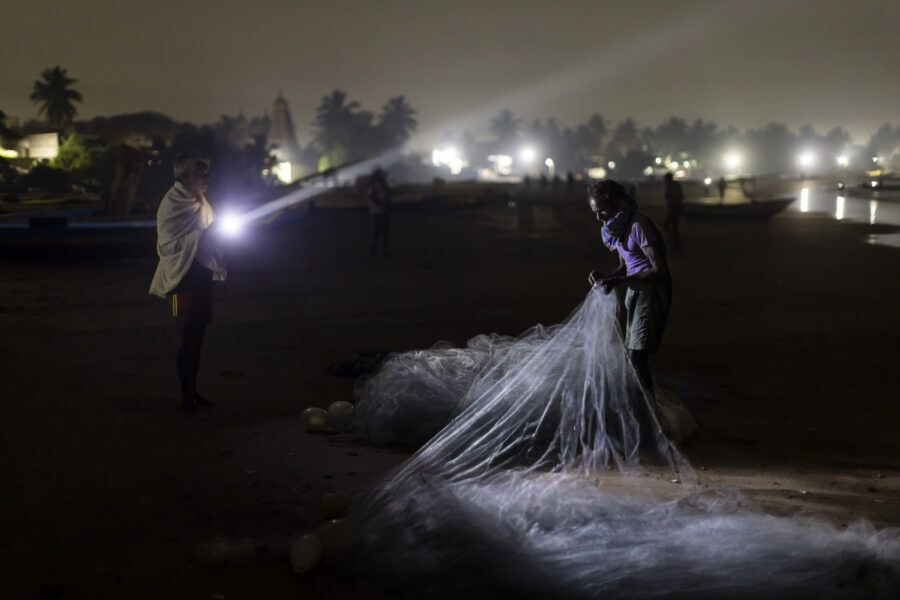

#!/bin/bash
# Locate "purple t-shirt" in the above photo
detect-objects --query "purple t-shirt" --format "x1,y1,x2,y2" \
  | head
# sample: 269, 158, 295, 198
617, 213, 663, 275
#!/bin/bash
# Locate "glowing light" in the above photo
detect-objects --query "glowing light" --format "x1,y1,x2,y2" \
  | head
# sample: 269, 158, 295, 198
835, 196, 845, 220
433, 147, 468, 173
870, 180, 878, 188
219, 213, 244, 236
0, 148, 19, 158
607, 161, 616, 170
703, 177, 712, 185
643, 166, 654, 176
654, 157, 662, 165
489, 154, 513, 175
274, 161, 292, 184
674, 170, 686, 178
520, 147, 536, 162
869, 200, 878, 225
799, 187, 809, 212
836, 155, 849, 167
448, 156, 464, 175
682, 161, 690, 169
872, 156, 879, 163
545, 157, 555, 177
797, 152, 815, 168
588, 167, 607, 179
724, 152, 741, 171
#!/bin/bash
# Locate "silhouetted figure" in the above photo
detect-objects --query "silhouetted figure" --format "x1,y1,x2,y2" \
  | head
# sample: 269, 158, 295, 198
552, 174, 561, 190
523, 175, 531, 192
738, 177, 757, 203
717, 176, 726, 202
367, 167, 392, 257
566, 171, 575, 197
587, 180, 671, 398
663, 172, 683, 253
149, 154, 227, 412
539, 173, 548, 192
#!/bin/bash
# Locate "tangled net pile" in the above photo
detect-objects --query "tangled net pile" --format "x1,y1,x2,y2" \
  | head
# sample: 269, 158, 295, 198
352, 291, 900, 598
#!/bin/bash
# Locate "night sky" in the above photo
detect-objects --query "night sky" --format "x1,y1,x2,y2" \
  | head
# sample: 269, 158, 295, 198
3, 0, 898, 146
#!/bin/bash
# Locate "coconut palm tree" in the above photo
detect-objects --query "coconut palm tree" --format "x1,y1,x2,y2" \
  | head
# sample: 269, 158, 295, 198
312, 89, 360, 151
376, 95, 417, 148
30, 66, 82, 128
489, 108, 522, 147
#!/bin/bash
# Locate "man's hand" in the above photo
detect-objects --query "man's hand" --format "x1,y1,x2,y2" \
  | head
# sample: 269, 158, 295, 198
588, 270, 605, 287
599, 276, 621, 294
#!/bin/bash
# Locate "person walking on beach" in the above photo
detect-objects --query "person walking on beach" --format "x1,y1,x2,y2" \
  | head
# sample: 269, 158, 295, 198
663, 172, 683, 253
587, 180, 671, 396
717, 176, 727, 201
367, 167, 392, 257
149, 154, 227, 412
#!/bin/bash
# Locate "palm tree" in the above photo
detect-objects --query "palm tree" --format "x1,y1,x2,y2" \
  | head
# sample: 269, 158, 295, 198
489, 108, 522, 147
30, 66, 82, 128
312, 89, 360, 151
376, 96, 417, 148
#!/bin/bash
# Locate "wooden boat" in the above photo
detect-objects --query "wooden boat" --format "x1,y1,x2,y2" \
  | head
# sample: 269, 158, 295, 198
0, 211, 156, 248
682, 197, 794, 220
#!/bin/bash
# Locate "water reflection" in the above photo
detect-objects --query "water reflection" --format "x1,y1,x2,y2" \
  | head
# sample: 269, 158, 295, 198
788, 186, 900, 248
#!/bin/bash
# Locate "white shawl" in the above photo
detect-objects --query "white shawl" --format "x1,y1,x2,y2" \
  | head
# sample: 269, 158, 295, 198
148, 182, 227, 298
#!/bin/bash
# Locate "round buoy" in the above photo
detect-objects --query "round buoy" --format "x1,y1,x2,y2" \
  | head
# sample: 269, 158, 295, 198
290, 533, 321, 573
301, 407, 329, 432
320, 492, 352, 520
327, 401, 354, 430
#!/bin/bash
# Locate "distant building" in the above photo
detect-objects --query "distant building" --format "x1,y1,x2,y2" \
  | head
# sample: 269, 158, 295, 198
265, 93, 305, 182
17, 133, 59, 160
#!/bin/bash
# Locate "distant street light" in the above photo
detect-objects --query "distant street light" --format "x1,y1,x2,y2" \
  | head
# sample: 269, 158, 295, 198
724, 152, 742, 172
545, 157, 555, 177
520, 147, 536, 163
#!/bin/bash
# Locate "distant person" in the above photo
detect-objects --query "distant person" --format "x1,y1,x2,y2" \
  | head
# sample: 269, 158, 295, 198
539, 173, 548, 192
738, 177, 757, 203
367, 167, 392, 257
587, 180, 671, 398
149, 154, 227, 413
663, 172, 684, 253
566, 171, 575, 197
717, 176, 726, 201
523, 175, 531, 192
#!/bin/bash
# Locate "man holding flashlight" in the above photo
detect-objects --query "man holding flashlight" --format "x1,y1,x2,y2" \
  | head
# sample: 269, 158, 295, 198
149, 154, 227, 412
587, 179, 670, 396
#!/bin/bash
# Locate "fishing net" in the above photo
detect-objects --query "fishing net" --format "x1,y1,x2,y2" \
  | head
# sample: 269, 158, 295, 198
350, 290, 900, 598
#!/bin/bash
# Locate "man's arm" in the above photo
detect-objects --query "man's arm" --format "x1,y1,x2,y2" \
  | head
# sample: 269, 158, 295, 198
588, 254, 626, 287
599, 243, 669, 292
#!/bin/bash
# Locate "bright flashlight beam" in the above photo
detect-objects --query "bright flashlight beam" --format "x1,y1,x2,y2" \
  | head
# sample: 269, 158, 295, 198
219, 213, 245, 236
236, 151, 403, 228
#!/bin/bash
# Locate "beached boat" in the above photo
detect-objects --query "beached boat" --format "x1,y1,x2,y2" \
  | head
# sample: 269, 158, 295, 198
0, 211, 156, 248
682, 197, 794, 220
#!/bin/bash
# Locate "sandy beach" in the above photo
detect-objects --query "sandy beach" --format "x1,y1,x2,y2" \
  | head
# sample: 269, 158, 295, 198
1, 181, 898, 599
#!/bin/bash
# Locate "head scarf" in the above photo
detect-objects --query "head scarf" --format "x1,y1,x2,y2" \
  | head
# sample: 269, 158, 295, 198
600, 193, 638, 250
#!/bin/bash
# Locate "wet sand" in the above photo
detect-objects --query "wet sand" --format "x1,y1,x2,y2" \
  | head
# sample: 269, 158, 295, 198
1, 182, 898, 598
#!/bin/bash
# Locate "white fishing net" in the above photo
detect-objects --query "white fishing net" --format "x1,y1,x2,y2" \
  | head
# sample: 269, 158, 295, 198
351, 290, 900, 598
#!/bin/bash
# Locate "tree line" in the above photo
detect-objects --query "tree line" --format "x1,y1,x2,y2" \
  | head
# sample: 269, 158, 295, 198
2, 65, 899, 202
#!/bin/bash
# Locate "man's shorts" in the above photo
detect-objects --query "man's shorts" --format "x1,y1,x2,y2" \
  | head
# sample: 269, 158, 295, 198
624, 280, 671, 353
169, 263, 213, 323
